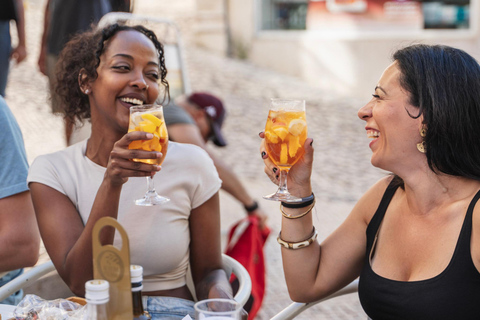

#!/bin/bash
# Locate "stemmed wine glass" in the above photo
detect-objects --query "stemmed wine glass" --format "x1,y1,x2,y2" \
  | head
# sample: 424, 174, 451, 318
128, 104, 170, 206
263, 98, 307, 202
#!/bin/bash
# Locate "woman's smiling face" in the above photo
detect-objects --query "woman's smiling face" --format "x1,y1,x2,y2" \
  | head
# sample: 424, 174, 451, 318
88, 29, 161, 134
358, 61, 424, 173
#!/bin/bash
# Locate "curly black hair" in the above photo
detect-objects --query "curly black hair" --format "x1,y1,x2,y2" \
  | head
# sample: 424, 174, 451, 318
55, 23, 169, 123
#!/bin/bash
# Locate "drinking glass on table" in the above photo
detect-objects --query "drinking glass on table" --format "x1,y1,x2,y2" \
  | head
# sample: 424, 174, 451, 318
194, 299, 242, 320
263, 98, 307, 202
128, 104, 170, 206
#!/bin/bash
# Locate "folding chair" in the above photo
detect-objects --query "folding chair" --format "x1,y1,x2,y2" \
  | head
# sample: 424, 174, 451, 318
270, 279, 359, 320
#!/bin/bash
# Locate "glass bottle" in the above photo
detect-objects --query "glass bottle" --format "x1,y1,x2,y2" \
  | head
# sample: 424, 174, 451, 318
85, 279, 110, 320
131, 265, 151, 320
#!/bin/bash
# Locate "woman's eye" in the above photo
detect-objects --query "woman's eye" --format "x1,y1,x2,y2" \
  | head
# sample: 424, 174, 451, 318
148, 73, 159, 80
112, 65, 130, 71
372, 94, 380, 98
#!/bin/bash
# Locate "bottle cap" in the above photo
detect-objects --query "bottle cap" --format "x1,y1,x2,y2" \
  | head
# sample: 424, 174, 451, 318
130, 265, 144, 292
85, 279, 109, 304
130, 265, 143, 283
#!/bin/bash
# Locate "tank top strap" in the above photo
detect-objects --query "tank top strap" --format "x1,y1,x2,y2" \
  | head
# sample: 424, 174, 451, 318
454, 189, 480, 258
365, 179, 400, 251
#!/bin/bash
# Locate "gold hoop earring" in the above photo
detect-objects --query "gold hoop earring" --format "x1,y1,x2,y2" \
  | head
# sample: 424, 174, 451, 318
420, 126, 427, 137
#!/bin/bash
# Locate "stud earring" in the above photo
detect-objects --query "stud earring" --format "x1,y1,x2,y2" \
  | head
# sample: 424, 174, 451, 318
84, 89, 90, 94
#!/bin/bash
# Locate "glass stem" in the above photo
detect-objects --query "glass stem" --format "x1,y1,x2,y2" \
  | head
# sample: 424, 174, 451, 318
277, 169, 290, 196
146, 176, 157, 194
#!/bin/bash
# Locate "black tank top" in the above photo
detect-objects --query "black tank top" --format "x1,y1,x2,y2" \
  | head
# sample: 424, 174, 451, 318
358, 182, 480, 320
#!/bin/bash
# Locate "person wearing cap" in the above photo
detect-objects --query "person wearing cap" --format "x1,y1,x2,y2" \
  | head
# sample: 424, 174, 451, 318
165, 92, 267, 227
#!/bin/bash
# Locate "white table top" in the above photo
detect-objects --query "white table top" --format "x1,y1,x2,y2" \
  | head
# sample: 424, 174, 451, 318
0, 304, 16, 318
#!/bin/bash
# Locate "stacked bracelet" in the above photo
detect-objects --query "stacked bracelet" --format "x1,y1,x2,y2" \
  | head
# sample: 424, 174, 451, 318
280, 199, 316, 219
277, 227, 318, 250
281, 193, 315, 208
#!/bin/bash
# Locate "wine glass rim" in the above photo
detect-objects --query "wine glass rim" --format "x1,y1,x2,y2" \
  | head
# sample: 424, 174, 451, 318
130, 104, 163, 111
194, 298, 241, 315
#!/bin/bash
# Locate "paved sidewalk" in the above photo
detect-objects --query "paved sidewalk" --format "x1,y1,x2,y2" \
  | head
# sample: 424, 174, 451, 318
5, 0, 386, 318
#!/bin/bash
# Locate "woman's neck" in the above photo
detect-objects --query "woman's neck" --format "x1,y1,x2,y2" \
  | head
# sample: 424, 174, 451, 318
86, 129, 124, 167
401, 169, 480, 216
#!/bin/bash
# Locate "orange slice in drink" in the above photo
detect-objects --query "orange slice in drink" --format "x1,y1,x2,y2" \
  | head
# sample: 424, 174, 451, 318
141, 113, 163, 127
288, 119, 306, 136
140, 121, 156, 134
265, 130, 279, 144
273, 127, 289, 141
288, 135, 301, 158
129, 140, 143, 150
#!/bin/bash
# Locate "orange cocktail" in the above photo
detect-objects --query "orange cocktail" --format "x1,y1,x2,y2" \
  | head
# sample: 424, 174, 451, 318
128, 104, 170, 206
128, 107, 168, 166
264, 109, 307, 169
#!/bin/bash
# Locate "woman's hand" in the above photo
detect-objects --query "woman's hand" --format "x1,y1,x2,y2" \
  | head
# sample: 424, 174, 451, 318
105, 131, 162, 186
259, 132, 314, 197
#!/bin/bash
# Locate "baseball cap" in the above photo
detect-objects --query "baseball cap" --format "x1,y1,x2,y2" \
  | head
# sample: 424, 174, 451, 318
188, 92, 227, 147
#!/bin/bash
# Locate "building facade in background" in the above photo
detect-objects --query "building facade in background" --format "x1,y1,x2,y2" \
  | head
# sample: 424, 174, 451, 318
195, 0, 478, 98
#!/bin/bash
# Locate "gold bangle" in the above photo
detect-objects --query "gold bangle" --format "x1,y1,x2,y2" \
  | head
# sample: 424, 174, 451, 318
280, 199, 316, 219
277, 227, 318, 250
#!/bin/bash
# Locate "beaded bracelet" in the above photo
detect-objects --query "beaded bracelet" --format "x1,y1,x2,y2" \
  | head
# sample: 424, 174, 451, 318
277, 227, 318, 250
280, 199, 316, 219
281, 193, 315, 208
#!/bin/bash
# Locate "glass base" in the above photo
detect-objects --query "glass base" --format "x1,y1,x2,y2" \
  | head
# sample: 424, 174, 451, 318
135, 192, 170, 206
263, 191, 302, 203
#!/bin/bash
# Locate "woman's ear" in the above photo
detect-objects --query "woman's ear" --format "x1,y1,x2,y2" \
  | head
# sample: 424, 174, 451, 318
78, 68, 92, 94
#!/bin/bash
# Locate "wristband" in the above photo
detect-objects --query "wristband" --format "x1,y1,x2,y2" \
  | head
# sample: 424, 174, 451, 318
244, 201, 259, 213
281, 193, 315, 208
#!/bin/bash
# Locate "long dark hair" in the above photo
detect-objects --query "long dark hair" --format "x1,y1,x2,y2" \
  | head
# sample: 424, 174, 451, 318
392, 44, 480, 184
55, 23, 169, 123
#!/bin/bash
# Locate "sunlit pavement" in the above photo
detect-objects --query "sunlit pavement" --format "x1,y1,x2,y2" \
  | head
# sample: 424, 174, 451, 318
5, 0, 386, 318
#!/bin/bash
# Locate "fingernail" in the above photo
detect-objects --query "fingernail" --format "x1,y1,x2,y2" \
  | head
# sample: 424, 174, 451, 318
273, 167, 277, 173
310, 139, 314, 146
259, 132, 263, 137
156, 152, 162, 158
261, 151, 266, 158
146, 133, 154, 139
154, 165, 161, 171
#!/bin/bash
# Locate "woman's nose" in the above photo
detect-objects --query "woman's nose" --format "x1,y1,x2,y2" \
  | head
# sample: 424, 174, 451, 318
130, 73, 148, 90
358, 99, 373, 120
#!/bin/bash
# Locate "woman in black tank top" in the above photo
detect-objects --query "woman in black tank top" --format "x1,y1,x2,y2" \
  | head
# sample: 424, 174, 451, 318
260, 44, 480, 319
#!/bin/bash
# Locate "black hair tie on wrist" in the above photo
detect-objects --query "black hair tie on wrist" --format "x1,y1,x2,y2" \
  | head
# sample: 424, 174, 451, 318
244, 201, 259, 213
281, 193, 315, 208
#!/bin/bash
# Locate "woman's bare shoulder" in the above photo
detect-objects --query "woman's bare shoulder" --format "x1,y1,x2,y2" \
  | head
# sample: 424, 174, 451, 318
352, 175, 395, 224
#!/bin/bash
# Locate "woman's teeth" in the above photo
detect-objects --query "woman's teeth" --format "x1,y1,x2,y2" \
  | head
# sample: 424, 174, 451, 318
367, 130, 380, 139
121, 97, 144, 105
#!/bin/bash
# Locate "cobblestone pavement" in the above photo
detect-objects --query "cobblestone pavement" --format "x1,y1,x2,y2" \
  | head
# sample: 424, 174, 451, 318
5, 0, 387, 318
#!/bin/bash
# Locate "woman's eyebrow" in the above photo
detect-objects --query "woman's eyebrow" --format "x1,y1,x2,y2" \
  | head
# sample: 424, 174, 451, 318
375, 85, 387, 95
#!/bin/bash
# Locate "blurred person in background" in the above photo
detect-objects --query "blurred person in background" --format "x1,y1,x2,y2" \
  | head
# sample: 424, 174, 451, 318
0, 0, 27, 97
168, 93, 268, 228
38, 0, 129, 144
0, 96, 40, 305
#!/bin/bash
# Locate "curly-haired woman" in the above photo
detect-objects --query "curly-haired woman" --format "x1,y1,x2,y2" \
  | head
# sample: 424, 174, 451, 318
28, 24, 231, 319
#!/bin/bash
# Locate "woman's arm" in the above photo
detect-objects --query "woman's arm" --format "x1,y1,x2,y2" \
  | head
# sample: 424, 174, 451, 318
30, 132, 162, 296
189, 192, 232, 300
261, 135, 389, 302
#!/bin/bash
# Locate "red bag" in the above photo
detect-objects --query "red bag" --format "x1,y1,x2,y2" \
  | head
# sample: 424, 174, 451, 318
225, 216, 270, 320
